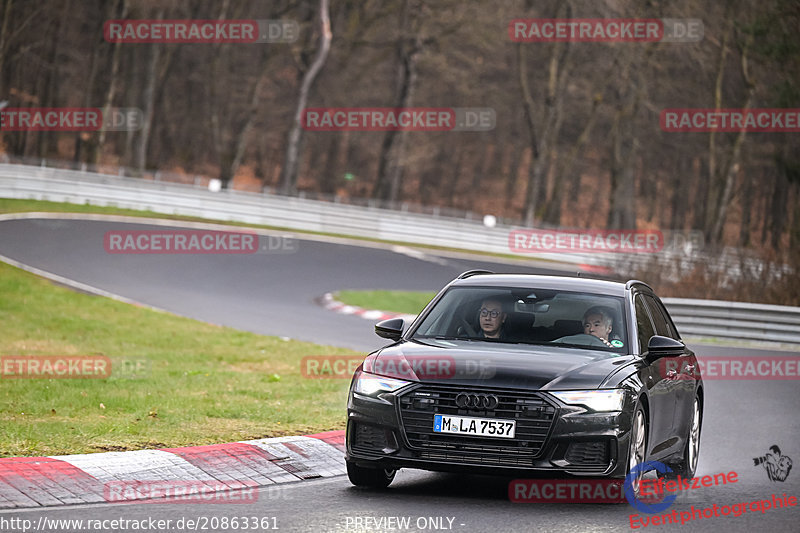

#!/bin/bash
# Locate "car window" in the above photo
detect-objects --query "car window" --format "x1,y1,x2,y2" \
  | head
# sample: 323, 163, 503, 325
654, 296, 681, 339
410, 285, 628, 353
644, 294, 679, 339
643, 294, 671, 338
634, 294, 656, 354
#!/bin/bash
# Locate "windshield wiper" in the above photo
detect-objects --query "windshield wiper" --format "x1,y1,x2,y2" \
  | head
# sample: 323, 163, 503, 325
550, 342, 612, 350
414, 335, 479, 342
500, 340, 553, 347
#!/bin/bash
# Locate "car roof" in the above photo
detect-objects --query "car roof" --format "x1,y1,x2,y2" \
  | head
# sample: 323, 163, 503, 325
451, 273, 632, 297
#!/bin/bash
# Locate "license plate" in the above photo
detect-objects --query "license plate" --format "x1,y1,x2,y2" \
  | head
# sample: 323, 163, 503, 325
433, 414, 516, 438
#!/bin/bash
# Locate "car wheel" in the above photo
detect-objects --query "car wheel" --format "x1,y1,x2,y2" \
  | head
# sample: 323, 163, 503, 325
666, 395, 702, 478
626, 404, 647, 498
346, 461, 396, 488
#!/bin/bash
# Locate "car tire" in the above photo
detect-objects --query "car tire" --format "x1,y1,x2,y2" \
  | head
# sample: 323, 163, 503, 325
665, 395, 702, 479
624, 403, 648, 500
346, 461, 396, 488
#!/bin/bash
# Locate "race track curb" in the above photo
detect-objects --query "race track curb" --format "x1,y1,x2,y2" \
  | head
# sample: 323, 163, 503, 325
0, 431, 345, 509
318, 292, 417, 323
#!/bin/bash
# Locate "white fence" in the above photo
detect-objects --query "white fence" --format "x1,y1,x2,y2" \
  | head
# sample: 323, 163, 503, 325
0, 162, 701, 267
663, 298, 800, 345
1, 162, 798, 346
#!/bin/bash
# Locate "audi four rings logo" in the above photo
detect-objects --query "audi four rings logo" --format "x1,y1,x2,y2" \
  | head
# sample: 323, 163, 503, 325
455, 392, 499, 409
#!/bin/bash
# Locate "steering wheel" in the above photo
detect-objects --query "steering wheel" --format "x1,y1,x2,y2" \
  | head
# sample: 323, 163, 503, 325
552, 333, 608, 347
458, 317, 478, 337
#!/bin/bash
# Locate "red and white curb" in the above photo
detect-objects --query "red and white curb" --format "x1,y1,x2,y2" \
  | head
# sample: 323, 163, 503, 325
318, 293, 416, 323
0, 431, 344, 509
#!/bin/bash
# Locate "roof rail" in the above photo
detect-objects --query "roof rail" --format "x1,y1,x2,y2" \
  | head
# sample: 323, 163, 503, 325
626, 279, 654, 291
457, 269, 495, 279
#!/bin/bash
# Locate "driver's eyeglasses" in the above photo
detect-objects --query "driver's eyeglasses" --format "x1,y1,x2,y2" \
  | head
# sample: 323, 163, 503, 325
480, 308, 501, 318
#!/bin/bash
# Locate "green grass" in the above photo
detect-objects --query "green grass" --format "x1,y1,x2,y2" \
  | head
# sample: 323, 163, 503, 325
0, 261, 359, 457
0, 197, 538, 458
336, 290, 437, 315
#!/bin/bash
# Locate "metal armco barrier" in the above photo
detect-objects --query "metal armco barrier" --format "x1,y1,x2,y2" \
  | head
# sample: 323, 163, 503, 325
663, 298, 800, 346
0, 162, 618, 266
1, 162, 798, 347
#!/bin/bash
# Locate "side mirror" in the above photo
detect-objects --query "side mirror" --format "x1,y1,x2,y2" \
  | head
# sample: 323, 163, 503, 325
646, 335, 685, 360
375, 318, 405, 341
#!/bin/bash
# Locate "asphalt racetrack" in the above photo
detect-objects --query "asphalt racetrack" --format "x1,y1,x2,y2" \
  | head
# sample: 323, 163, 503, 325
1, 216, 798, 532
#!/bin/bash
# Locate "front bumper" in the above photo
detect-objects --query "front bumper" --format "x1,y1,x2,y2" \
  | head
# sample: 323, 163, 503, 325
346, 382, 635, 478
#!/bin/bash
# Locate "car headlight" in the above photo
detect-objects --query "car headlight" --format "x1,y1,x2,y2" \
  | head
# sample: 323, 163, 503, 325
352, 371, 410, 396
549, 389, 626, 412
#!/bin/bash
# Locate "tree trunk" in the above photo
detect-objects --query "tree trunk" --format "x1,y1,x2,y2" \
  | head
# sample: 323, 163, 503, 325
280, 0, 332, 195
606, 43, 652, 230
518, 0, 572, 226
94, 0, 127, 167
74, 38, 102, 164
738, 168, 752, 247
504, 144, 524, 211
220, 58, 272, 190
317, 135, 339, 195
445, 148, 465, 204
135, 34, 161, 174
670, 155, 690, 231
546, 93, 601, 225
0, 0, 14, 99
709, 32, 755, 244
373, 0, 421, 205
37, 0, 70, 160
468, 141, 493, 210
607, 106, 637, 229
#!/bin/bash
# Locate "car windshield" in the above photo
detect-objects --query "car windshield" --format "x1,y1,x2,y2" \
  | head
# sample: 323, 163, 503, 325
411, 286, 628, 353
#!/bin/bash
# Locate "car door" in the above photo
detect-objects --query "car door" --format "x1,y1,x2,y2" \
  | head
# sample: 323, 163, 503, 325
645, 294, 697, 438
633, 293, 676, 458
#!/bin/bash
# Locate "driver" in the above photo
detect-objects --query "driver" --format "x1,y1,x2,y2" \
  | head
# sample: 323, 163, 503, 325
582, 306, 616, 347
478, 298, 507, 339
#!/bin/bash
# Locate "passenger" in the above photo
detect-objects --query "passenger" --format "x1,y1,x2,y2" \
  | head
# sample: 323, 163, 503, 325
478, 298, 507, 339
582, 306, 615, 347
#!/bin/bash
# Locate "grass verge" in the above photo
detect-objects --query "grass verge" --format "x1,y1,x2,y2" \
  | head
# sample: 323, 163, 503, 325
0, 261, 358, 457
335, 290, 437, 315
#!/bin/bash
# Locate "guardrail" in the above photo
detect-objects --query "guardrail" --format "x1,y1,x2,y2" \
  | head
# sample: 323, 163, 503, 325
1, 162, 798, 347
0, 162, 650, 267
663, 298, 800, 346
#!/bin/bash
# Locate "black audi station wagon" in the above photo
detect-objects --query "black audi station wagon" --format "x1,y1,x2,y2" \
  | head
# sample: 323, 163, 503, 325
345, 272, 703, 493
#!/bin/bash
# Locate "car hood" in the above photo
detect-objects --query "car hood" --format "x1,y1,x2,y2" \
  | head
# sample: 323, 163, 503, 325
364, 340, 635, 390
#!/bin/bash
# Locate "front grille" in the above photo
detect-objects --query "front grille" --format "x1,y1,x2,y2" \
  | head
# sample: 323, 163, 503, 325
398, 385, 557, 467
565, 441, 609, 466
